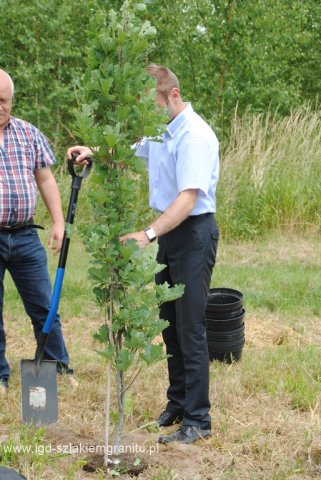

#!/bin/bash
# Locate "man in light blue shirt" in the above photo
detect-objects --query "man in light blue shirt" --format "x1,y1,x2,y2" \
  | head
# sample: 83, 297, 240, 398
69, 64, 219, 444
122, 65, 220, 444
135, 101, 219, 216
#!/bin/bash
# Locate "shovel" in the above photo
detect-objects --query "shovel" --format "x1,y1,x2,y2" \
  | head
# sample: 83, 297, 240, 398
21, 154, 93, 425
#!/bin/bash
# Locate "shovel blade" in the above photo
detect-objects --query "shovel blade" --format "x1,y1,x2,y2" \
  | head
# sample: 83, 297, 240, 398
21, 359, 58, 426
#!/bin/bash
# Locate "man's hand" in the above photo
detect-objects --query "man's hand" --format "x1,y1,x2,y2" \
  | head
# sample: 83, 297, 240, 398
67, 145, 93, 165
119, 231, 150, 249
49, 222, 65, 255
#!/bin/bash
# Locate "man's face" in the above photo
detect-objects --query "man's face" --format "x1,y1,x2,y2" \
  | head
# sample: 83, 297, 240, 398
156, 88, 176, 120
156, 89, 167, 109
0, 76, 13, 128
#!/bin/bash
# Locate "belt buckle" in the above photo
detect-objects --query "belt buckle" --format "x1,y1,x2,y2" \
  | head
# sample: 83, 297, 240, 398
0, 224, 15, 231
0, 222, 26, 231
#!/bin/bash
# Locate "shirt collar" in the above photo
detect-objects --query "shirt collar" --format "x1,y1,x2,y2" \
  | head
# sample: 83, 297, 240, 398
166, 103, 193, 138
4, 116, 13, 129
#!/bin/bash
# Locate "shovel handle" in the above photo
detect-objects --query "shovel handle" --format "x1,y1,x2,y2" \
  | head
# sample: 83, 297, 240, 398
68, 153, 93, 178
35, 156, 93, 362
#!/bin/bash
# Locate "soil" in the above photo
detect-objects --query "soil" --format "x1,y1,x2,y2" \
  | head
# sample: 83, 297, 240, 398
43, 426, 207, 479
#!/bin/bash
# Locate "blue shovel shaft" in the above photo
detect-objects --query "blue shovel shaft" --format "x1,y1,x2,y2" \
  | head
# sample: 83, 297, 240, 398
35, 267, 65, 365
43, 268, 65, 334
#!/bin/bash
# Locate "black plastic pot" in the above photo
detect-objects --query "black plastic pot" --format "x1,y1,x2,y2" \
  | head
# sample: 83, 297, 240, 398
206, 287, 245, 363
206, 309, 245, 332
209, 349, 243, 364
206, 288, 243, 312
206, 323, 245, 343
206, 305, 243, 320
207, 337, 245, 353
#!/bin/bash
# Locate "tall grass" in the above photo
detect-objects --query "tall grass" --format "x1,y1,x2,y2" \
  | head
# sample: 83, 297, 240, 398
35, 106, 320, 242
216, 106, 321, 239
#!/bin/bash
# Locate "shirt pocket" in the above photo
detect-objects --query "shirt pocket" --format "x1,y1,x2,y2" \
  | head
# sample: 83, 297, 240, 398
16, 143, 36, 172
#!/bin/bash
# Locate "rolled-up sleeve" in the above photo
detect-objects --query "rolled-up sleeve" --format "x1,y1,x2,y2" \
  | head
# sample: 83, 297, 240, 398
176, 137, 217, 196
133, 137, 150, 159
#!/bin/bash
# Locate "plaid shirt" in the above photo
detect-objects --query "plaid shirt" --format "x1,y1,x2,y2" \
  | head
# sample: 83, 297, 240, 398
0, 116, 55, 225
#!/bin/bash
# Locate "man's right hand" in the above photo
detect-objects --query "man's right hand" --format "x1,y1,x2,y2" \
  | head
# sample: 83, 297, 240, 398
67, 145, 93, 164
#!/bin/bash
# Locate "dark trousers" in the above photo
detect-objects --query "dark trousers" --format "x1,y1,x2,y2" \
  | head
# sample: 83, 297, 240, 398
156, 214, 219, 429
0, 228, 69, 380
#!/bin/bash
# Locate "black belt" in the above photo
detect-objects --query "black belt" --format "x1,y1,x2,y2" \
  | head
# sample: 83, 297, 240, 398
0, 218, 44, 233
189, 212, 213, 219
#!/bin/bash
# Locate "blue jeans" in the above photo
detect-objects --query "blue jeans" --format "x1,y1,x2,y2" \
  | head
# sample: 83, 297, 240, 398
0, 227, 69, 380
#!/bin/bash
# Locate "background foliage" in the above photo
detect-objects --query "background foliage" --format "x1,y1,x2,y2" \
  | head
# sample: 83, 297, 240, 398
1, 0, 320, 147
152, 0, 321, 138
0, 0, 92, 156
0, 0, 320, 238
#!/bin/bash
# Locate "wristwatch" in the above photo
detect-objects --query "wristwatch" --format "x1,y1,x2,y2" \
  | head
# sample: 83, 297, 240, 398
144, 227, 157, 242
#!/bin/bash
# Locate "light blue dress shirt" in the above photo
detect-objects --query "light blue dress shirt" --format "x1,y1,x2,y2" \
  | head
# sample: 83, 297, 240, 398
135, 103, 219, 215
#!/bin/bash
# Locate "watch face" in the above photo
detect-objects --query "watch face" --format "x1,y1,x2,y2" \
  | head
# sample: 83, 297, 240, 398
145, 228, 156, 241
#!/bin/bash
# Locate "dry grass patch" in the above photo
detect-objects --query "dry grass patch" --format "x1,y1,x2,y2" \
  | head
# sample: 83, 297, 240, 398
1, 234, 321, 479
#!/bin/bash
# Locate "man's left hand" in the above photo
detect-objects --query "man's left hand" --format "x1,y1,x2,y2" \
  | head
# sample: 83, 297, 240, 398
49, 222, 64, 255
119, 231, 150, 249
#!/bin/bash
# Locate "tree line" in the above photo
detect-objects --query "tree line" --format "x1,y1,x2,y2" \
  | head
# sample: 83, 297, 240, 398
1, 0, 320, 155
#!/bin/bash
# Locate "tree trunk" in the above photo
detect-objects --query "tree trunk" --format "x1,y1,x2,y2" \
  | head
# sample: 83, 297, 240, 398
113, 369, 125, 455
104, 360, 112, 466
104, 286, 113, 467
217, 0, 236, 137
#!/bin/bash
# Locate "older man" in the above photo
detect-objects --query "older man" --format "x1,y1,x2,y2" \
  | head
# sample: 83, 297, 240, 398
0, 69, 72, 394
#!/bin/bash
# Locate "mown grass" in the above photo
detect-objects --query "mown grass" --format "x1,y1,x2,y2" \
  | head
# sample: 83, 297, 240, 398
240, 345, 321, 411
215, 262, 320, 316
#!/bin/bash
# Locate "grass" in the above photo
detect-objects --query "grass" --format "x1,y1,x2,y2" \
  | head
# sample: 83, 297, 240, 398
239, 345, 321, 410
40, 107, 321, 244
216, 107, 321, 239
212, 234, 321, 318
0, 232, 320, 479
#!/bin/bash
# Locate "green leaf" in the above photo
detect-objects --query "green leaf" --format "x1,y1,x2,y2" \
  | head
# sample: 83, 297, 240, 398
140, 343, 166, 365
105, 133, 118, 148
155, 282, 185, 303
100, 77, 114, 95
134, 3, 147, 12
93, 324, 109, 343
116, 348, 133, 371
124, 330, 145, 349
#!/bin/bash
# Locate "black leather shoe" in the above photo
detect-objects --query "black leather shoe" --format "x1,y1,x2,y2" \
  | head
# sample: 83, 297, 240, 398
0, 377, 8, 395
157, 410, 183, 427
158, 425, 211, 444
57, 362, 74, 375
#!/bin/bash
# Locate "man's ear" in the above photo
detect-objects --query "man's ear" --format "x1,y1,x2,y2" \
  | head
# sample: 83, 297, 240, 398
170, 87, 181, 102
